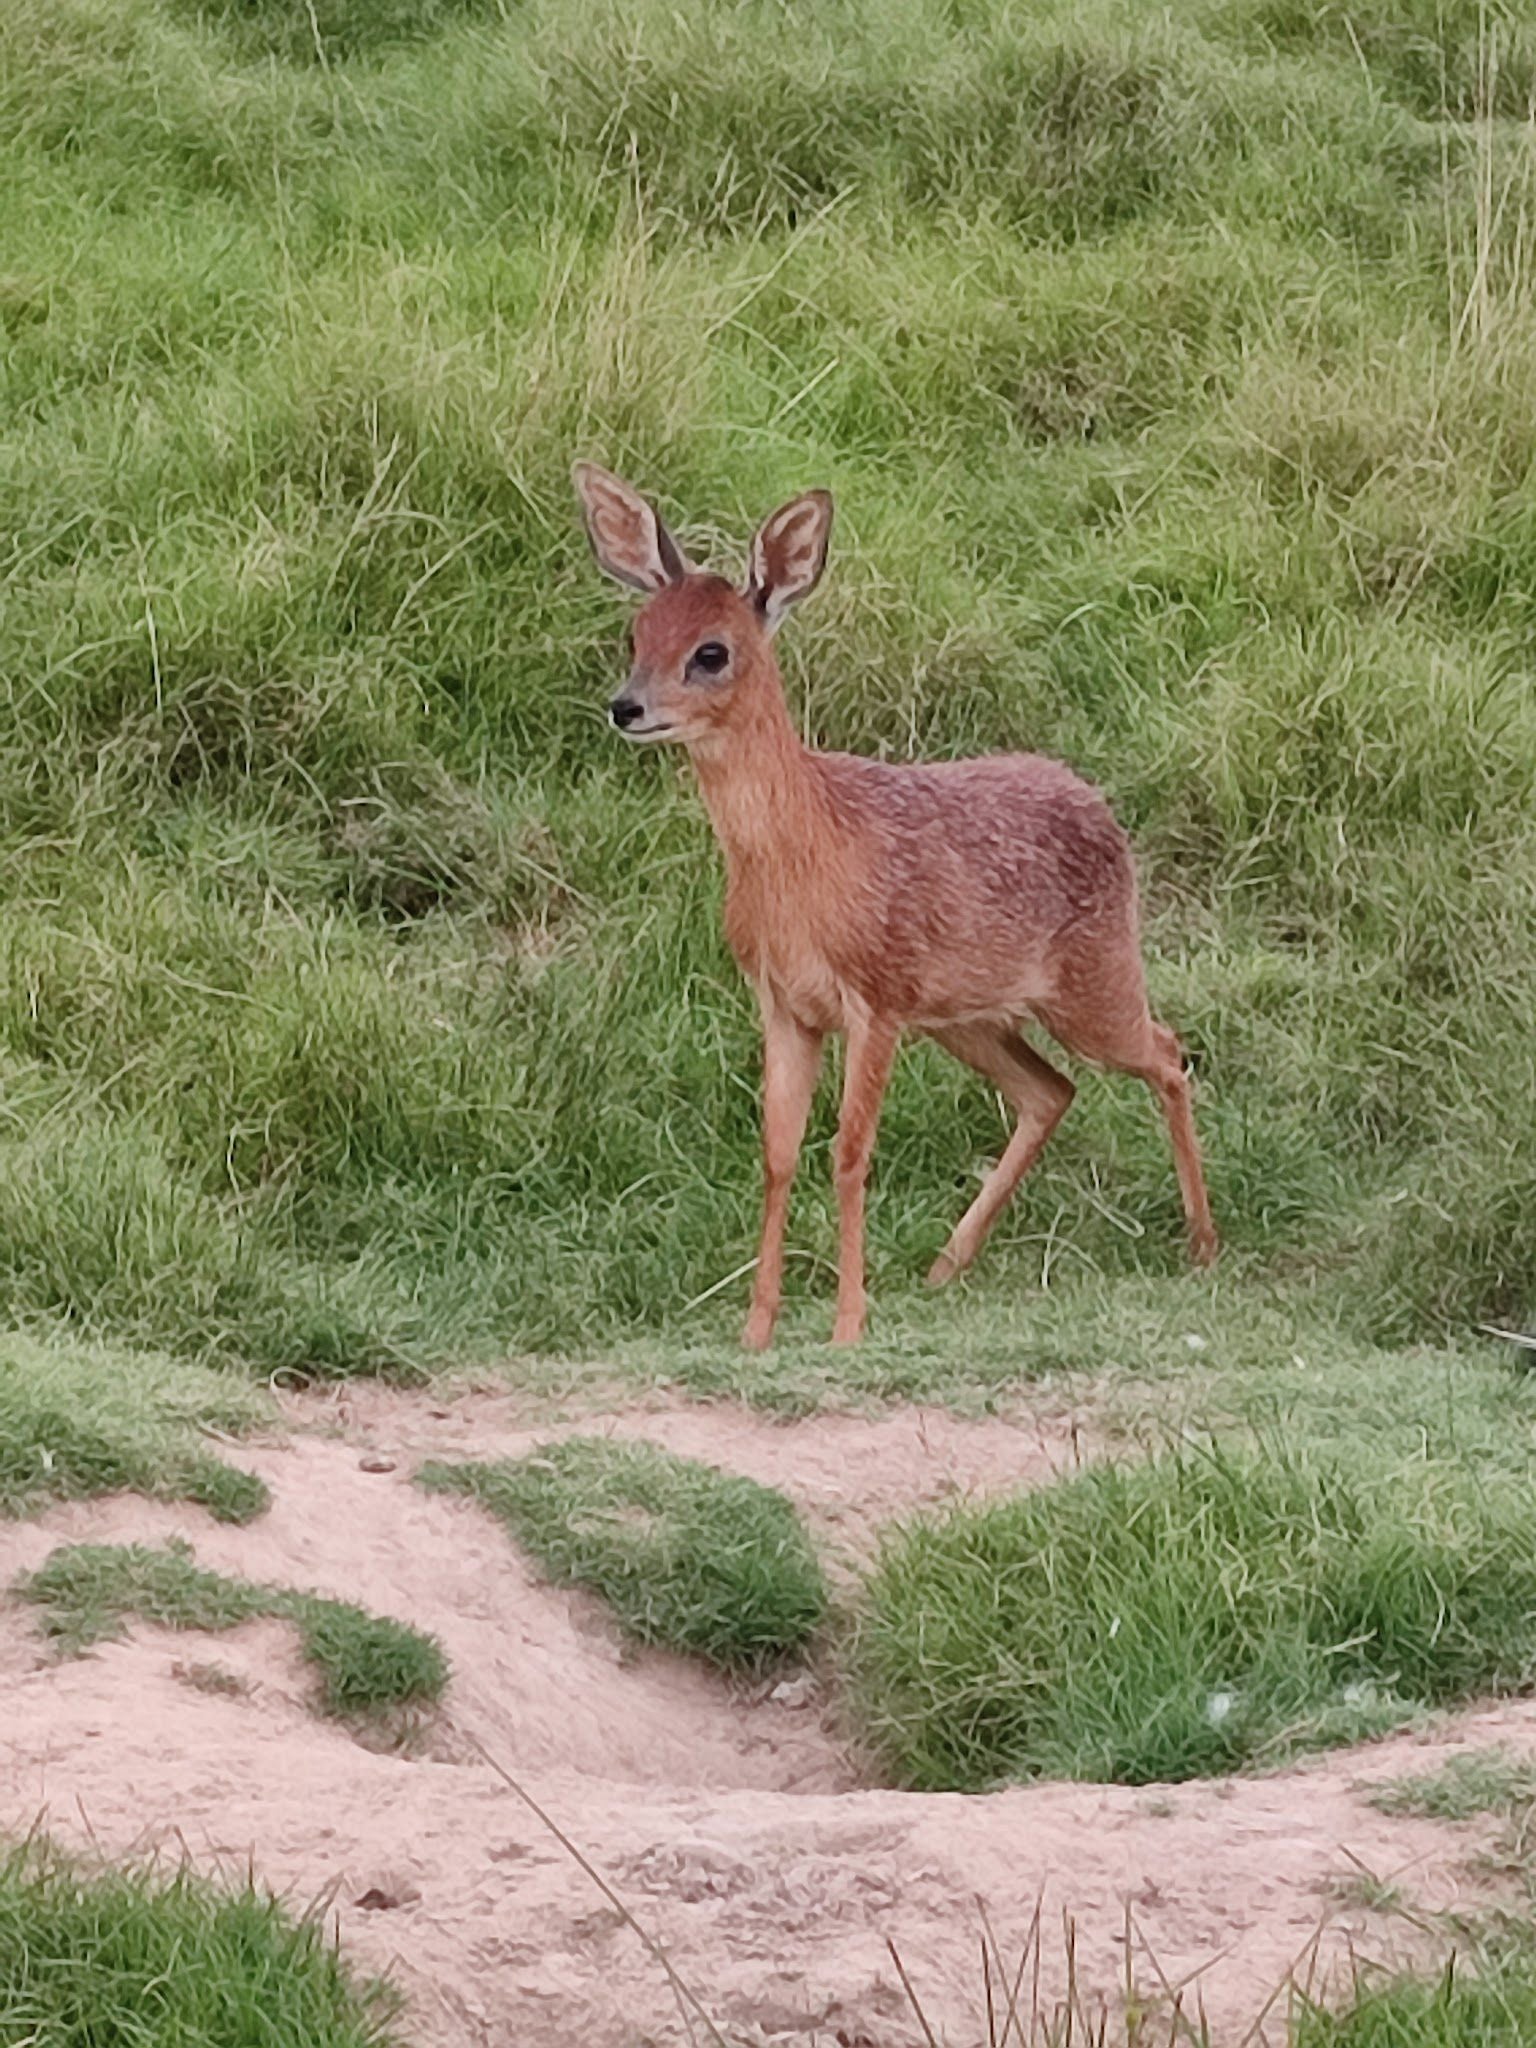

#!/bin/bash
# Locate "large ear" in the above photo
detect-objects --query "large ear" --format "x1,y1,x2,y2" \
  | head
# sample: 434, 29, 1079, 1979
572, 461, 690, 594
744, 490, 833, 633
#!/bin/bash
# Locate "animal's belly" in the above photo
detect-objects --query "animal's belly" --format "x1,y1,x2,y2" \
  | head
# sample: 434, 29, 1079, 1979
726, 886, 1061, 1034
906, 963, 1058, 1031
731, 930, 1060, 1035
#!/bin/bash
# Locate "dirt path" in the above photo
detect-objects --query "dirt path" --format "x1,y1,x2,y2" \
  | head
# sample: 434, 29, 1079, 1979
2, 1388, 1531, 2047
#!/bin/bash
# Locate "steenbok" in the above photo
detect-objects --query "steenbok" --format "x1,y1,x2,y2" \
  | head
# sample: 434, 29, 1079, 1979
575, 463, 1216, 1348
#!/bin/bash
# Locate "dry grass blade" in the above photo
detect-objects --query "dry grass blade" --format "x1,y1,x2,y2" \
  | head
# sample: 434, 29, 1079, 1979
887, 1936, 945, 2048
467, 1734, 731, 2048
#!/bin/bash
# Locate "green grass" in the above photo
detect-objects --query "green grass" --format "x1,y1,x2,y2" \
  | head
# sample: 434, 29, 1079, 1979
1296, 1960, 1536, 2047
850, 1447, 1536, 1791
0, 1332, 268, 1522
604, 1280, 1536, 1443
0, 1836, 399, 2048
0, 0, 1533, 1382
420, 1438, 827, 1671
20, 1540, 448, 1717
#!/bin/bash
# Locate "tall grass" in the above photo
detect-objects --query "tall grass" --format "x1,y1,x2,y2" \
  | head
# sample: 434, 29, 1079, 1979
0, 1837, 400, 2048
850, 1447, 1536, 1790
1, 0, 1533, 1373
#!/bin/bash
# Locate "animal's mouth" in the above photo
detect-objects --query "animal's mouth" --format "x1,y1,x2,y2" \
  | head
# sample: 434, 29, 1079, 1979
616, 721, 677, 742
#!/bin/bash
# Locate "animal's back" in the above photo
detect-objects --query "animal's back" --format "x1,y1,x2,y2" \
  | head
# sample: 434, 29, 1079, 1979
813, 750, 1138, 1023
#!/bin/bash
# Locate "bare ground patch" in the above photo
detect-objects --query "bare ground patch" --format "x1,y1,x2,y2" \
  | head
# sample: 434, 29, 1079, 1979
290, 1378, 1097, 1571
1, 1388, 1533, 2047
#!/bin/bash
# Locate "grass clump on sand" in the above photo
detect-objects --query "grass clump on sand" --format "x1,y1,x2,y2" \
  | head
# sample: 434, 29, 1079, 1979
1295, 1960, 1536, 2047
1370, 1748, 1536, 1823
420, 1438, 827, 1672
0, 1836, 399, 2048
0, 1333, 268, 1523
20, 1540, 447, 1719
851, 1448, 1536, 1791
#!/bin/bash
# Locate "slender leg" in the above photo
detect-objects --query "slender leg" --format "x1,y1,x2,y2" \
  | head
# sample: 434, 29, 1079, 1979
926, 1023, 1076, 1286
831, 1011, 900, 1345
1042, 993, 1219, 1271
742, 1001, 824, 1351
1143, 1022, 1218, 1267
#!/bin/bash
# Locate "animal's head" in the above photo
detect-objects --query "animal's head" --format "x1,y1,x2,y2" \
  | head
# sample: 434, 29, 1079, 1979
573, 462, 832, 748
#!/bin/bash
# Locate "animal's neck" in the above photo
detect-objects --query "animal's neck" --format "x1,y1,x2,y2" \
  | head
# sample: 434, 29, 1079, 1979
689, 668, 832, 869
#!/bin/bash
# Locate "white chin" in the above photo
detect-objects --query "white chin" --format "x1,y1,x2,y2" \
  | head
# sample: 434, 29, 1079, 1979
620, 723, 680, 742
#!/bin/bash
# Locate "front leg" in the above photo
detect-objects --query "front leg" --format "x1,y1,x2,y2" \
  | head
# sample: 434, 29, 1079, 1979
742, 997, 824, 1351
831, 1009, 899, 1346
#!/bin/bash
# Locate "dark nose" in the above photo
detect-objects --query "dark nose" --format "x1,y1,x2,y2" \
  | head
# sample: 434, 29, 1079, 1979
610, 696, 644, 729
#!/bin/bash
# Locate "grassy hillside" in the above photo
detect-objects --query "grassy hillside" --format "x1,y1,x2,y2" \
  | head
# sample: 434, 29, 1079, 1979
2, 0, 1534, 1374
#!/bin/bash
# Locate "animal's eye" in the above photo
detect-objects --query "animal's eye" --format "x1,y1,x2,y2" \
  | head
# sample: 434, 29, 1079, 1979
691, 641, 729, 675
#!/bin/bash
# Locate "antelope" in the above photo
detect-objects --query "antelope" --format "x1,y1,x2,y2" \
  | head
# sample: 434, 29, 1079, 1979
574, 463, 1217, 1349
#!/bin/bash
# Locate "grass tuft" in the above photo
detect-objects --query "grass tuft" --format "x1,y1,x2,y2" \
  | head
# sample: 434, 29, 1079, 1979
0, 1333, 268, 1522
1296, 1957, 1536, 2046
1370, 1749, 1536, 1824
0, 1836, 400, 2048
19, 1540, 447, 1719
419, 1438, 827, 1672
851, 1446, 1536, 1791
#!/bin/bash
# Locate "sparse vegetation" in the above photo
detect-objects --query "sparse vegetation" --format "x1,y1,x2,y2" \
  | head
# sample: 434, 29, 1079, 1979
1371, 1749, 1536, 1824
0, 0, 1533, 1383
0, 1836, 400, 2048
0, 1334, 268, 1522
851, 1448, 1536, 1790
1371, 1746, 1536, 1918
420, 1439, 827, 1671
825, 1914, 1536, 2047
1295, 1959, 1536, 2047
20, 1541, 447, 1718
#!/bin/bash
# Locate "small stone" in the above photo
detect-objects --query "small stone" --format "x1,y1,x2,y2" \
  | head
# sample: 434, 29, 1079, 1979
768, 1675, 816, 1709
358, 1454, 397, 1474
354, 1876, 419, 1910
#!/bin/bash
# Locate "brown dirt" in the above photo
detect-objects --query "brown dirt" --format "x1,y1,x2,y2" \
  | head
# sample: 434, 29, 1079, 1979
2, 1385, 1533, 2048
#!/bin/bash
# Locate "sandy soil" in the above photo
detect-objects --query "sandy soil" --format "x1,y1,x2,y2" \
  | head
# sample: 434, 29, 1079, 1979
2, 1385, 1532, 2047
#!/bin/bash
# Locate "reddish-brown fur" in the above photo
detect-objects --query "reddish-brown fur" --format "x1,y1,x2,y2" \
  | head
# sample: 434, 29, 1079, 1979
574, 465, 1217, 1347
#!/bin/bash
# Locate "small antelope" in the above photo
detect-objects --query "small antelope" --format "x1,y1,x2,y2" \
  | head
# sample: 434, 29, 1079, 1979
574, 463, 1217, 1348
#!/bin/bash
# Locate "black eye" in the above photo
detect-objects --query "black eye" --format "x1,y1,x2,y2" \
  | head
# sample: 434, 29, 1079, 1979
691, 641, 729, 675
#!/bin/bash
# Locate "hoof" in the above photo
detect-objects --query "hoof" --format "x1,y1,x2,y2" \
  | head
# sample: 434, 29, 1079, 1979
926, 1250, 960, 1288
1190, 1231, 1219, 1269
741, 1315, 775, 1352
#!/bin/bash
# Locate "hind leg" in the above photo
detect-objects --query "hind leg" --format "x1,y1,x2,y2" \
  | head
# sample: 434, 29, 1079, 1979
926, 1023, 1076, 1286
1039, 991, 1217, 1268
1142, 1021, 1218, 1266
